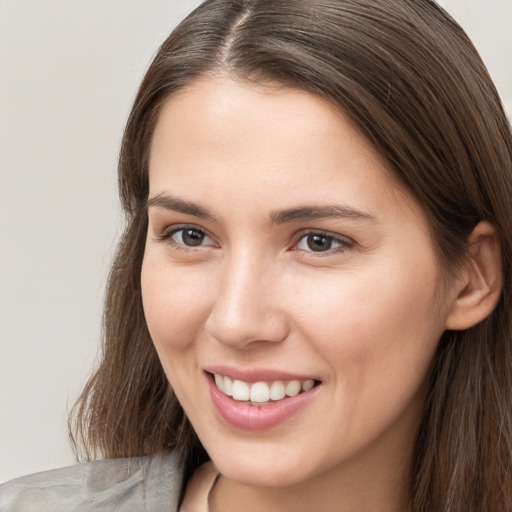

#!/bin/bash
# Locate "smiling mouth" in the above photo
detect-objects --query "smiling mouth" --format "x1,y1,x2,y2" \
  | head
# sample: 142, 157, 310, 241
209, 372, 320, 406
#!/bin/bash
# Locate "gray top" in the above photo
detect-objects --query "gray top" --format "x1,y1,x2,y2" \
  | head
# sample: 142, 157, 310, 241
0, 451, 184, 512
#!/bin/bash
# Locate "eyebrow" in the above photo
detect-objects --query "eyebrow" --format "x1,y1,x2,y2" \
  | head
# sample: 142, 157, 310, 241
146, 194, 216, 220
147, 193, 376, 224
270, 205, 377, 224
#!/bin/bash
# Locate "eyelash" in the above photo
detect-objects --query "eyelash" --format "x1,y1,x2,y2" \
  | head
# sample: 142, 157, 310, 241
156, 224, 217, 252
156, 225, 354, 256
294, 230, 354, 256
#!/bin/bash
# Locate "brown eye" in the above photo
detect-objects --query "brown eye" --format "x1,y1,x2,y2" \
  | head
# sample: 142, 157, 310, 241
306, 234, 333, 252
171, 228, 211, 247
296, 232, 353, 254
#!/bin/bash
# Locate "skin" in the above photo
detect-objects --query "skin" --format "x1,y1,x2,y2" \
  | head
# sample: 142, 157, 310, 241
141, 76, 461, 512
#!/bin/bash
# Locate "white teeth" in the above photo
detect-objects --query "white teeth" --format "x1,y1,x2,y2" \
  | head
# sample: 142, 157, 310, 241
223, 376, 233, 396
232, 379, 250, 401
213, 374, 316, 403
214, 373, 224, 390
302, 379, 314, 391
269, 381, 285, 400
250, 382, 270, 403
285, 380, 301, 397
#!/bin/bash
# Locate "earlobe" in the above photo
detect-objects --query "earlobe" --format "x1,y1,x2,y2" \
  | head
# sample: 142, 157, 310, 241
445, 221, 503, 331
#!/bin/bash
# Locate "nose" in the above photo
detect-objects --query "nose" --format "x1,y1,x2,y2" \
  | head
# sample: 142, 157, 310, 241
205, 252, 289, 349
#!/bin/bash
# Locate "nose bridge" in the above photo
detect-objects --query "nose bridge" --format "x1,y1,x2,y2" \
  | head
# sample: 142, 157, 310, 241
205, 247, 288, 348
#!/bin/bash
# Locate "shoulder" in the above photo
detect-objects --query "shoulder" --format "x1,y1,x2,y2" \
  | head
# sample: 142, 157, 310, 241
0, 451, 184, 512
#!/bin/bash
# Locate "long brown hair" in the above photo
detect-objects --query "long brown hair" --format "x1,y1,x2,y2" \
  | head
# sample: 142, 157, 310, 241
70, 1, 512, 509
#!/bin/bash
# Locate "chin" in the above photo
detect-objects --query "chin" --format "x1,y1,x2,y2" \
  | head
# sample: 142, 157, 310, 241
205, 440, 319, 488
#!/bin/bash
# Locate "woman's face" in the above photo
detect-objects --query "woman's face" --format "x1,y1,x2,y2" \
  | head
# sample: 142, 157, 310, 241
142, 76, 455, 489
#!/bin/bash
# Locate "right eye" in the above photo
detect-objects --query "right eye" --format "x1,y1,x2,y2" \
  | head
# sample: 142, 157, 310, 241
167, 227, 215, 247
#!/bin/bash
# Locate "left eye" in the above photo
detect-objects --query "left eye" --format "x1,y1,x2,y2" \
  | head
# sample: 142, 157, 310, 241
171, 228, 214, 247
296, 233, 350, 253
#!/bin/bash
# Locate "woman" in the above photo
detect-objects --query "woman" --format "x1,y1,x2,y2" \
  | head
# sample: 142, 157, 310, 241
2, 0, 511, 510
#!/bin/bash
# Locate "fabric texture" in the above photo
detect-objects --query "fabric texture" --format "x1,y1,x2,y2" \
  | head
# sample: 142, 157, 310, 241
0, 451, 184, 512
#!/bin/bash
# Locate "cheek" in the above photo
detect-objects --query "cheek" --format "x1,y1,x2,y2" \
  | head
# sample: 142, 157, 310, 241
141, 255, 213, 352
287, 257, 444, 381
290, 266, 443, 443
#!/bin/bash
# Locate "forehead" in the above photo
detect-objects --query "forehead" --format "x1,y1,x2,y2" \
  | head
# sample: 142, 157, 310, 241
148, 75, 422, 227
150, 76, 378, 163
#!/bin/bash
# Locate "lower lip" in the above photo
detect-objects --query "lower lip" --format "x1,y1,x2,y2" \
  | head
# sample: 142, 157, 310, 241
206, 374, 320, 431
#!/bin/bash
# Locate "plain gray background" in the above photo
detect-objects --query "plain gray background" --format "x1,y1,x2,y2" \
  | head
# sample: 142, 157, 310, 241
1, 0, 511, 484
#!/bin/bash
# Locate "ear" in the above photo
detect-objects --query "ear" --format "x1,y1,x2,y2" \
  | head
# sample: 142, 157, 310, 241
445, 221, 502, 330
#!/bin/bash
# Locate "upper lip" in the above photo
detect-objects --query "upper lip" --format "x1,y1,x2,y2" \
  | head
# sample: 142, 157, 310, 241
204, 365, 319, 383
